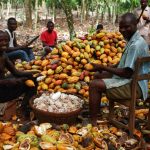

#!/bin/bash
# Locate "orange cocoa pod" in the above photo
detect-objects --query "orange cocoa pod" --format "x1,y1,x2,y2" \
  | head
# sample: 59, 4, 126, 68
55, 80, 63, 85
41, 59, 49, 67
25, 80, 35, 87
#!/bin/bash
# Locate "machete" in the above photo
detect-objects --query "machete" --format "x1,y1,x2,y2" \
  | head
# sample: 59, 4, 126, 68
26, 35, 39, 46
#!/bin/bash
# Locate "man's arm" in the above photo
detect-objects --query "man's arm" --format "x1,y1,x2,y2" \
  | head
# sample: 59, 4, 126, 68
6, 32, 28, 52
5, 55, 33, 77
92, 63, 133, 78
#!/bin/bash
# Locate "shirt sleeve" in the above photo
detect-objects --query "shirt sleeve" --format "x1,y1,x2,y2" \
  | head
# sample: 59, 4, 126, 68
124, 44, 139, 70
40, 32, 46, 42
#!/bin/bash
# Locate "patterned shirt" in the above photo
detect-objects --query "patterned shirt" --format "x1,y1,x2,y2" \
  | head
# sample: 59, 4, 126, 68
103, 31, 149, 100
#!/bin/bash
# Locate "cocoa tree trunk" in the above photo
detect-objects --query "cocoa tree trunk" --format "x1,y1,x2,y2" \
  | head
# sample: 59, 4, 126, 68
81, 0, 85, 24
52, 1, 56, 22
34, 0, 38, 30
60, 0, 75, 40
6, 0, 11, 18
24, 0, 32, 28
0, 2, 4, 20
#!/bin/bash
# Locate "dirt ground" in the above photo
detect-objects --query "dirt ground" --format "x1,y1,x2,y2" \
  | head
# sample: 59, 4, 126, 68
0, 15, 119, 46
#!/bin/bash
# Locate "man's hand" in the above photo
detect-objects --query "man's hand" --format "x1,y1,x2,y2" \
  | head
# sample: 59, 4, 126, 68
90, 63, 104, 72
18, 44, 28, 49
44, 46, 51, 54
6, 77, 27, 86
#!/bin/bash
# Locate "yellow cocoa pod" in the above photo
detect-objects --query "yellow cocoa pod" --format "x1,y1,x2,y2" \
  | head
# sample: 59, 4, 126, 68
66, 88, 77, 94
41, 83, 48, 90
25, 80, 35, 87
102, 57, 108, 63
41, 60, 49, 67
61, 52, 69, 58
96, 32, 105, 38
84, 76, 90, 83
61, 57, 68, 63
68, 76, 79, 83
84, 52, 89, 59
109, 52, 116, 57
59, 73, 68, 79
85, 44, 91, 53
72, 72, 81, 77
104, 48, 110, 55
34, 60, 42, 65
111, 46, 117, 53
100, 54, 107, 59
84, 63, 94, 71
51, 48, 59, 55
81, 59, 88, 65
62, 44, 73, 54
45, 78, 52, 84
117, 53, 122, 58
66, 40, 73, 47
107, 56, 112, 63
72, 52, 80, 58
66, 65, 73, 70
73, 47, 80, 52
112, 58, 120, 64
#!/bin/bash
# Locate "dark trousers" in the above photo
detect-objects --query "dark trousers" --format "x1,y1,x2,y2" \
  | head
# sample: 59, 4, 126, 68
7, 48, 35, 62
0, 76, 37, 109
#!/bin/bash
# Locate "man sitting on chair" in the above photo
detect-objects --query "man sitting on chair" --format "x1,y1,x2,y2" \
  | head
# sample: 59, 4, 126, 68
89, 13, 149, 125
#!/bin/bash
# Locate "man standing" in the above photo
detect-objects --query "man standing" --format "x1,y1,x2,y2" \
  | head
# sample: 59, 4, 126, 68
135, 0, 150, 44
89, 13, 149, 125
40, 20, 57, 56
5, 17, 35, 62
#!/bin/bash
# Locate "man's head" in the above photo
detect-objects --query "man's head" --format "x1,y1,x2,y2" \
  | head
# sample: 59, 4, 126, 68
96, 24, 103, 30
47, 20, 54, 33
7, 17, 17, 32
119, 13, 137, 40
140, 0, 148, 10
0, 30, 9, 52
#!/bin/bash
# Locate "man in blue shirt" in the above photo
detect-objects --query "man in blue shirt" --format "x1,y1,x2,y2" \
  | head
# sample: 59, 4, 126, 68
89, 12, 149, 125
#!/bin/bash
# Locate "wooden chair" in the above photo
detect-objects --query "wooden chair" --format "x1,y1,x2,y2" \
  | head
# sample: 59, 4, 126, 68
108, 56, 150, 136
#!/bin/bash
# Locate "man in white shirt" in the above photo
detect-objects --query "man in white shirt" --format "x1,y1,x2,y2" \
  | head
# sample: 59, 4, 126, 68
135, 0, 150, 45
5, 18, 35, 62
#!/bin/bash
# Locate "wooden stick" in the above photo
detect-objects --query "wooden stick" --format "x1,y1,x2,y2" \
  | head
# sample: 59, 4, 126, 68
137, 7, 146, 24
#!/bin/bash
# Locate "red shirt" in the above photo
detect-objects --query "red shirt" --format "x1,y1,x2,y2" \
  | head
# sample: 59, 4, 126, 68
40, 30, 57, 46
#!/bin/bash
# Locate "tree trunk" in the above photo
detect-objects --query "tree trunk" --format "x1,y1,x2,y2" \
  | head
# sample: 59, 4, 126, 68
91, 0, 94, 27
76, 5, 79, 18
52, 1, 56, 22
15, 5, 18, 19
108, 7, 111, 21
34, 0, 38, 31
85, 0, 89, 20
112, 5, 116, 25
101, 6, 106, 22
81, 0, 85, 24
95, 0, 100, 24
60, 0, 75, 40
115, 2, 119, 24
6, 0, 11, 18
0, 2, 4, 20
24, 0, 32, 28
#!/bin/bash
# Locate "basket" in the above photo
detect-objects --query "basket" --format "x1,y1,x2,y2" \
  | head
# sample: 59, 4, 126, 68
29, 94, 83, 125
